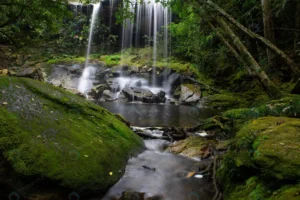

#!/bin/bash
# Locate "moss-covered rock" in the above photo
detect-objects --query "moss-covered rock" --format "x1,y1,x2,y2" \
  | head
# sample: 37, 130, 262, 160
223, 95, 300, 130
224, 176, 300, 200
199, 93, 247, 110
224, 95, 300, 120
0, 77, 143, 192
167, 137, 215, 159
218, 117, 300, 199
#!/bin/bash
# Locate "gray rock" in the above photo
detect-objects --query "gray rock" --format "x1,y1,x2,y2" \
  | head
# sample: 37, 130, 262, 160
16, 67, 44, 81
88, 84, 108, 99
106, 78, 120, 92
122, 87, 166, 103
101, 90, 115, 101
177, 84, 201, 105
130, 66, 139, 73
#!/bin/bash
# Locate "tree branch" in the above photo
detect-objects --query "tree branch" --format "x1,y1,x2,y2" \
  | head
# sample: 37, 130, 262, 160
205, 0, 300, 78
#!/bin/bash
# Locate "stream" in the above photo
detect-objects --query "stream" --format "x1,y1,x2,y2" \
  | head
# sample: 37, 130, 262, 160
102, 140, 215, 200
94, 102, 217, 199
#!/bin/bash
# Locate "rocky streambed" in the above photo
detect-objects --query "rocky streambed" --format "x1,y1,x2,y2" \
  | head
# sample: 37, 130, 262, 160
43, 63, 204, 106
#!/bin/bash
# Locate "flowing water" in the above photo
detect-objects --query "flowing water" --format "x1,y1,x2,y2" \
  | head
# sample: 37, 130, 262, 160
98, 102, 219, 127
77, 3, 101, 94
102, 139, 215, 200
70, 3, 215, 199
118, 0, 171, 87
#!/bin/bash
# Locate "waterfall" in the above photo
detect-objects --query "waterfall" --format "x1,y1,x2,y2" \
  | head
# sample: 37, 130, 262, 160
120, 0, 171, 87
69, 2, 83, 15
109, 0, 114, 30
77, 3, 101, 94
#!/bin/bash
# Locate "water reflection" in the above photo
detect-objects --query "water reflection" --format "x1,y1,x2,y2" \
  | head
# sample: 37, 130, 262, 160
97, 102, 219, 127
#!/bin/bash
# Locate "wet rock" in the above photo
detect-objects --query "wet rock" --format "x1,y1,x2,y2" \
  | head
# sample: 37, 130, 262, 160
16, 67, 44, 81
155, 91, 166, 103
131, 127, 166, 139
118, 191, 163, 200
122, 87, 166, 103
106, 78, 121, 92
101, 90, 116, 101
163, 127, 186, 140
88, 84, 108, 99
177, 84, 201, 105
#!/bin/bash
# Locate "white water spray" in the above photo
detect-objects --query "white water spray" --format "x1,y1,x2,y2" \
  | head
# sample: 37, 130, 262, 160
77, 3, 101, 94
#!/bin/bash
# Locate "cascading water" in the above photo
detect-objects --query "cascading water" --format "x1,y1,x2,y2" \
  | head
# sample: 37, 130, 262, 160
77, 3, 101, 94
117, 0, 172, 94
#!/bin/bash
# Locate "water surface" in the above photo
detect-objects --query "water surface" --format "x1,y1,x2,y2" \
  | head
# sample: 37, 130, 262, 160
102, 140, 214, 200
97, 102, 218, 127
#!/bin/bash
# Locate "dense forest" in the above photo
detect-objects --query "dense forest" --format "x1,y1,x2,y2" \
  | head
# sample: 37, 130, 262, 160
0, 0, 300, 200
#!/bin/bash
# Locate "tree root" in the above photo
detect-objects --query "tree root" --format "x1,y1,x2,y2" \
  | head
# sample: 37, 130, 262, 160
212, 156, 222, 200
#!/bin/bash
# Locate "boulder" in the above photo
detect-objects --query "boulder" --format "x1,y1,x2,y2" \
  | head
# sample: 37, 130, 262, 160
130, 66, 139, 73
106, 78, 121, 92
88, 84, 108, 99
101, 89, 116, 101
168, 137, 215, 159
16, 67, 44, 81
218, 117, 300, 199
122, 87, 166, 103
0, 77, 143, 196
111, 65, 131, 77
176, 84, 201, 105
0, 69, 8, 76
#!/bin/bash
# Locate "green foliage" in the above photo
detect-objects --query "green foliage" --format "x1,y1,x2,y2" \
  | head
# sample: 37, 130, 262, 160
0, 76, 143, 190
0, 0, 71, 47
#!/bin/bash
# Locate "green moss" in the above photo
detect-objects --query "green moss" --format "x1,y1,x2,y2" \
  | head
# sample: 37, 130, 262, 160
218, 117, 300, 199
0, 77, 143, 191
99, 48, 213, 83
203, 93, 247, 110
269, 184, 300, 200
47, 56, 86, 64
99, 54, 121, 67
224, 176, 268, 200
223, 95, 300, 122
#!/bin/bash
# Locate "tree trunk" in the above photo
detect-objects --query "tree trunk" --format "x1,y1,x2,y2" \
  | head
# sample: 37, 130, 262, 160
208, 22, 255, 77
216, 17, 282, 98
205, 0, 300, 78
261, 0, 276, 69
294, 2, 300, 51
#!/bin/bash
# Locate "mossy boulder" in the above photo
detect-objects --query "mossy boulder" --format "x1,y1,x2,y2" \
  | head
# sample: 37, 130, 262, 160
167, 137, 215, 159
223, 95, 300, 130
224, 176, 300, 200
0, 77, 143, 192
199, 93, 246, 110
218, 117, 300, 199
